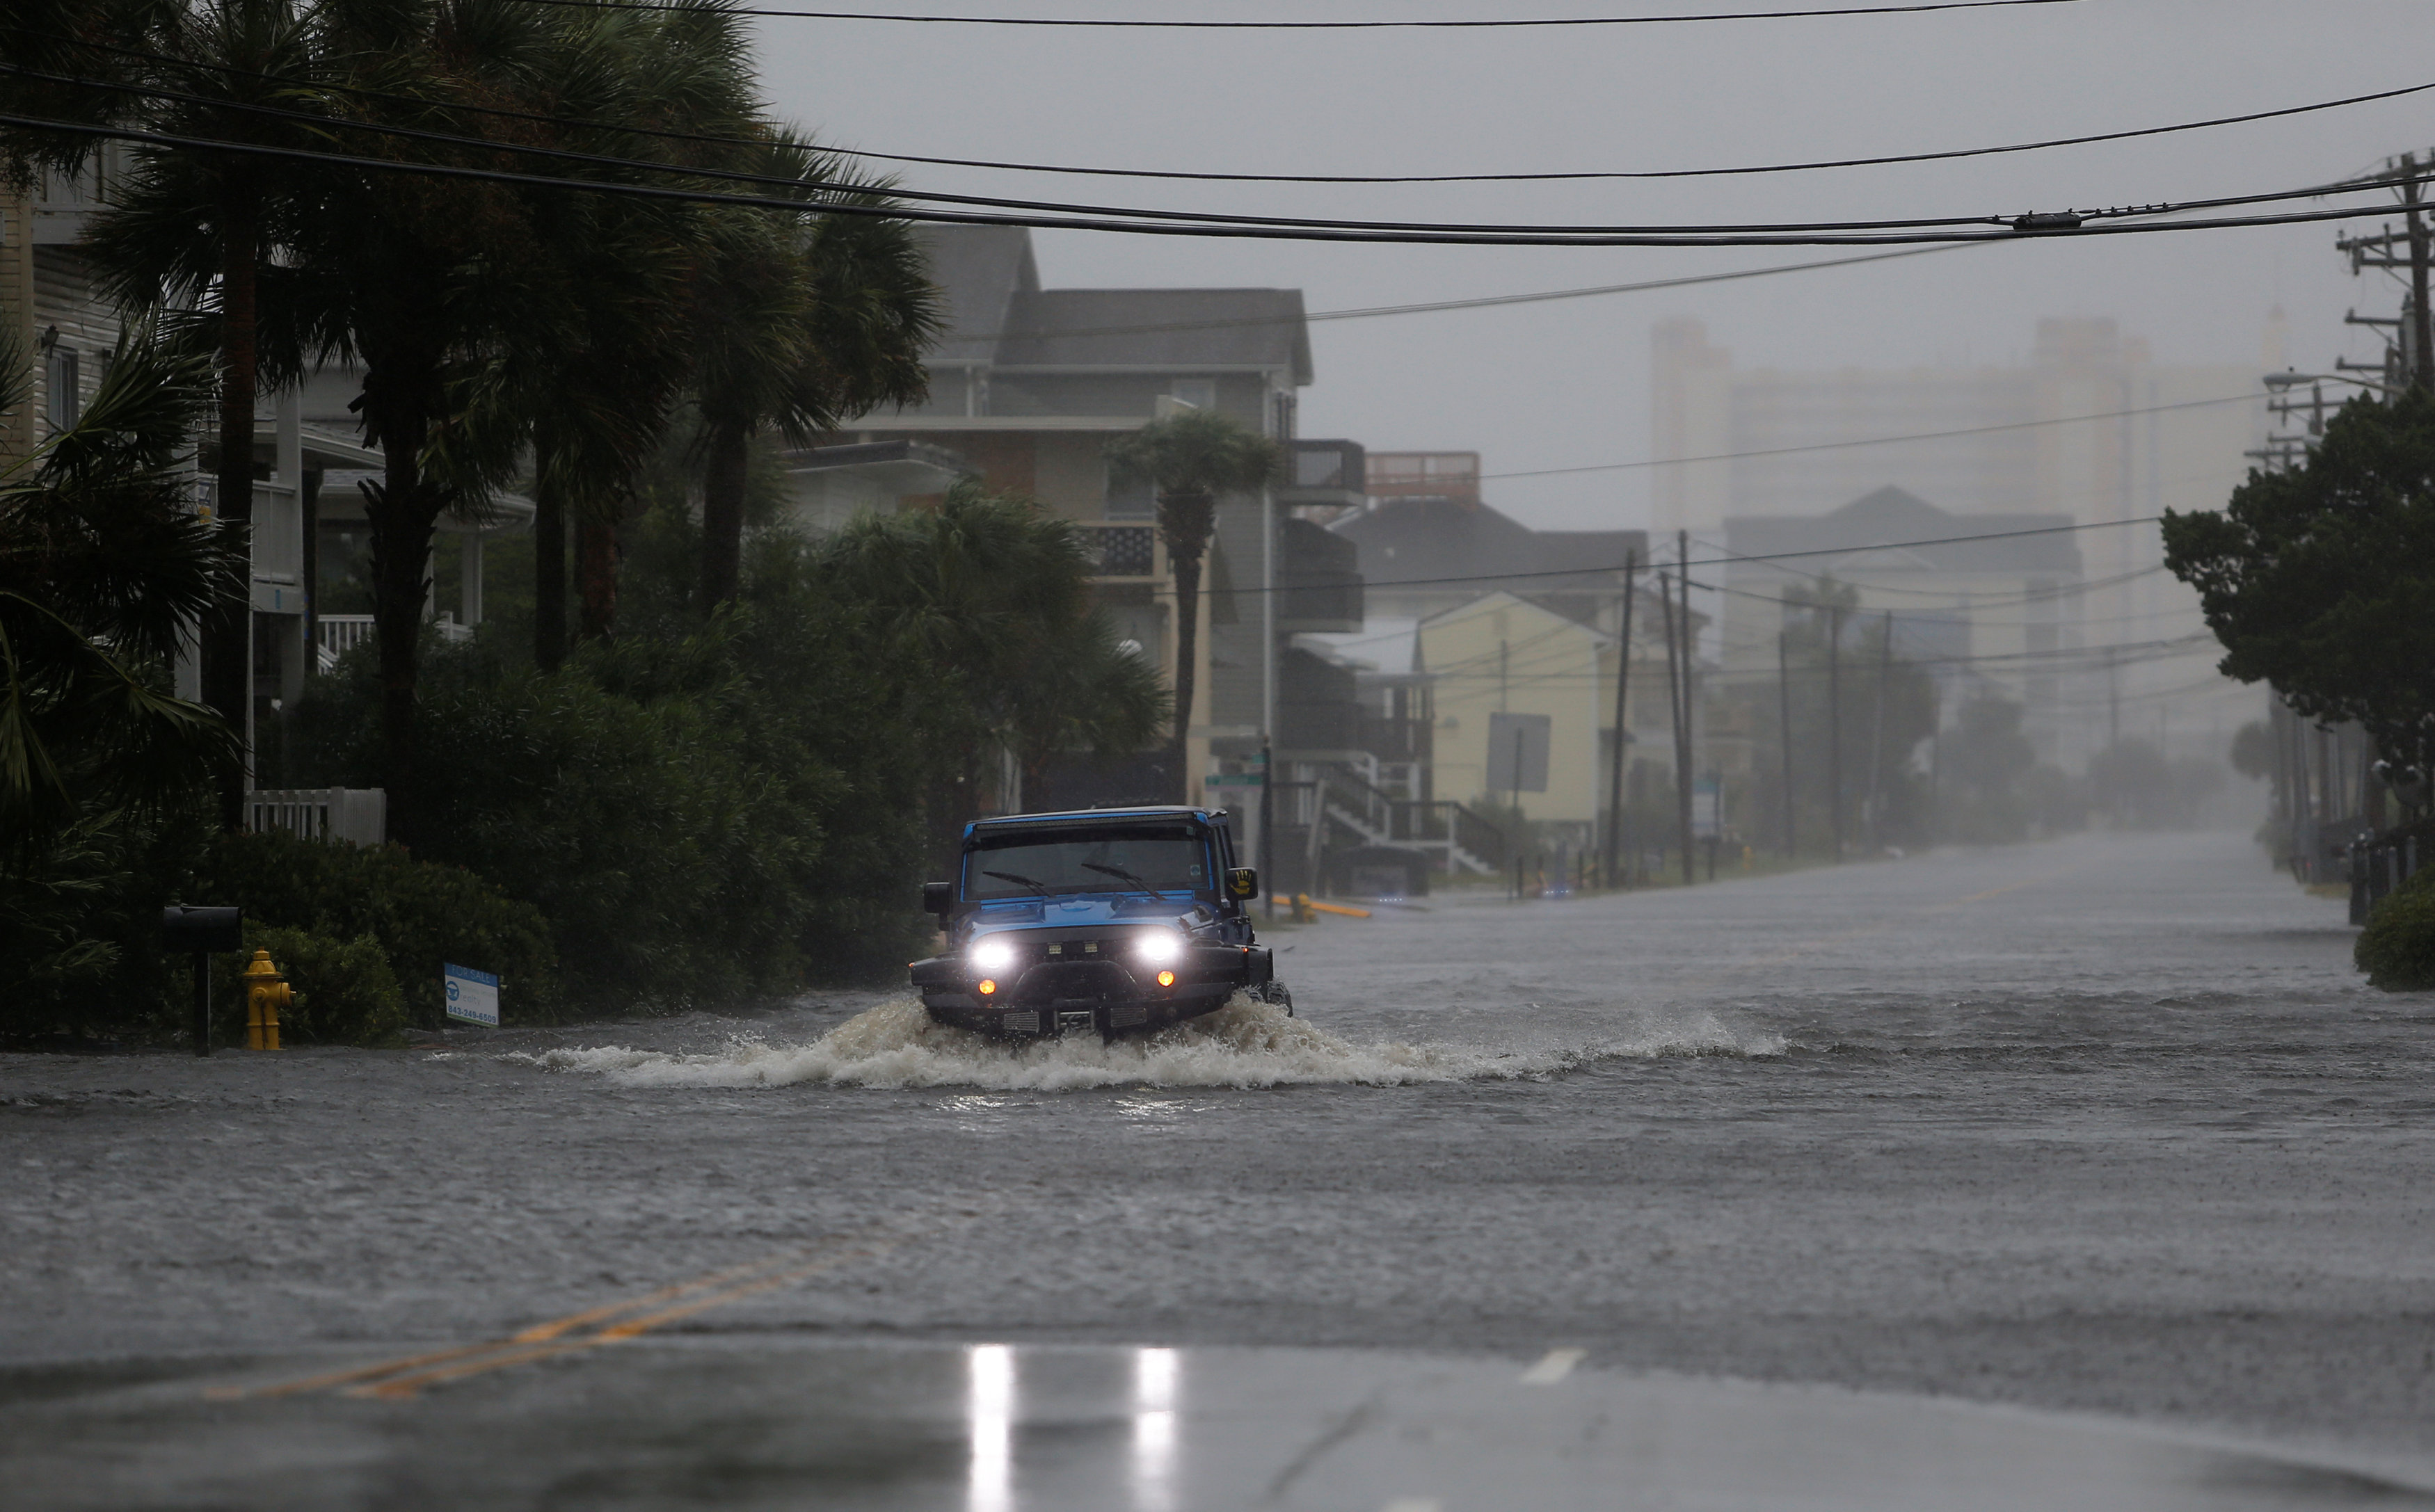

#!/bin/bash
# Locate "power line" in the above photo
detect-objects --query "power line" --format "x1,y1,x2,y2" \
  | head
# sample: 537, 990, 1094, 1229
26, 23, 2420, 191
941, 246, 1981, 347
36, 61, 2435, 239
822, 77, 2435, 186
1211, 515, 2168, 597
1478, 393, 2259, 480
500, 0, 2095, 29
9, 108, 2427, 247
0, 64, 2022, 236
54, 60, 2418, 241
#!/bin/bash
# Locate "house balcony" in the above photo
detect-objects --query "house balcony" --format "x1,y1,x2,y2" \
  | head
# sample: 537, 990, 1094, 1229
1074, 520, 1165, 584
1279, 439, 1366, 517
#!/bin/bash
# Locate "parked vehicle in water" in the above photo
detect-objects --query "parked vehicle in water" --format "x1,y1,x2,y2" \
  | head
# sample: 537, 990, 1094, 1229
910, 806, 1286, 1039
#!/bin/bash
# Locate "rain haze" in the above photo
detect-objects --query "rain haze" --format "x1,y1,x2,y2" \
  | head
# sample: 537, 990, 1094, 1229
762, 0, 2434, 526
7, 1, 2435, 1508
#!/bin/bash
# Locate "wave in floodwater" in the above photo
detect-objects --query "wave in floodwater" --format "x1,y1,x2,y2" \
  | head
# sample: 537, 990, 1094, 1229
526, 997, 1783, 1092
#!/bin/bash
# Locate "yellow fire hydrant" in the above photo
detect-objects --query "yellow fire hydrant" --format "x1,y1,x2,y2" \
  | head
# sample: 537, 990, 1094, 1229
243, 950, 290, 1050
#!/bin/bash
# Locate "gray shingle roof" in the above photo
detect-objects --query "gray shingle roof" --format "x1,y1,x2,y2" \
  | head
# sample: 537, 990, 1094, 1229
918, 225, 1310, 381
1725, 486, 2082, 576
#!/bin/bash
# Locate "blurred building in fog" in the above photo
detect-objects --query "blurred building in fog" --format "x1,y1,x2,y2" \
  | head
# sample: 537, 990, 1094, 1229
1651, 316, 2269, 772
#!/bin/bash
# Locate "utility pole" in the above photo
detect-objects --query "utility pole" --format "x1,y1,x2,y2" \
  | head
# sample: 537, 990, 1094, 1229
1826, 603, 1845, 863
1867, 609, 1892, 853
1656, 560, 1695, 886
2405, 151, 2434, 390
1603, 551, 1638, 888
2107, 648, 2121, 752
1778, 629, 1796, 858
1675, 531, 1696, 886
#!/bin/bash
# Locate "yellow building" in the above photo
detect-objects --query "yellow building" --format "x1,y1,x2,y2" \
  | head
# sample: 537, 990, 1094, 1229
1418, 592, 1619, 835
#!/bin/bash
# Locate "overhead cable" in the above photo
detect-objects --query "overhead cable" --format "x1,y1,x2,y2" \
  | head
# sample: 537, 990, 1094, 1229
814, 77, 2435, 186
9, 110, 2429, 248
24, 24, 2422, 190
1209, 516, 2170, 598
496, 0, 2093, 29
1478, 394, 2259, 479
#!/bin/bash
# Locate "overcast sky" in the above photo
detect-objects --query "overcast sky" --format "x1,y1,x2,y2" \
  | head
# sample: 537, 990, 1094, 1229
754, 0, 2435, 529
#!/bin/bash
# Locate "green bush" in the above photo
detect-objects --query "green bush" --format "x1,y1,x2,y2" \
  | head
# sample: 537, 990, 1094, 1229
193, 830, 559, 1028
216, 922, 408, 1046
2358, 867, 2435, 991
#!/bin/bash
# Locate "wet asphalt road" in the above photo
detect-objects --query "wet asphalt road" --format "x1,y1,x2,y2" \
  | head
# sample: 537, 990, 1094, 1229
5, 829, 2432, 1504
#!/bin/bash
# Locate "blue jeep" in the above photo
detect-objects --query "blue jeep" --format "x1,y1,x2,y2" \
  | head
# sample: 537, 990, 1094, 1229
910, 805, 1286, 1038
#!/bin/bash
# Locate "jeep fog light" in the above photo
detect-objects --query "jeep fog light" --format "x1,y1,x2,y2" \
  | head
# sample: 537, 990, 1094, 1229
1134, 929, 1183, 965
969, 938, 1016, 972
977, 979, 998, 995
1156, 970, 1176, 988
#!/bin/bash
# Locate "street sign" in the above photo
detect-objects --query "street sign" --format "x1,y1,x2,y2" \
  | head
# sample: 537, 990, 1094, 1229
1693, 778, 1722, 839
1486, 713, 1551, 795
1205, 773, 1266, 787
443, 963, 500, 1027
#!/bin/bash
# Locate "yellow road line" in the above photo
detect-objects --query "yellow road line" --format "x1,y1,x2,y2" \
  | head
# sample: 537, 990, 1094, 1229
212, 1212, 962, 1404
353, 1239, 907, 1399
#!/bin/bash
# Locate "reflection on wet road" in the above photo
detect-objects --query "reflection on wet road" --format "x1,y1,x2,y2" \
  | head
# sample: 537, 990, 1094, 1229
7, 1340, 2431, 1509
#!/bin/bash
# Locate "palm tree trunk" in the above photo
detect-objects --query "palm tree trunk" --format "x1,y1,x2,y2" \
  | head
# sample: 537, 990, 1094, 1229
362, 358, 439, 852
532, 457, 567, 671
203, 182, 259, 830
1167, 544, 1202, 804
577, 516, 618, 641
698, 420, 749, 608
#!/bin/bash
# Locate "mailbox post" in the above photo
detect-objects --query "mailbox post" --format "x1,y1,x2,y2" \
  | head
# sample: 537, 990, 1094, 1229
162, 906, 241, 1056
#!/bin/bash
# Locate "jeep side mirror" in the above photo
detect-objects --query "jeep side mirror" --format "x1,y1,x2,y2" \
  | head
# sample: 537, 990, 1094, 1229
1227, 867, 1258, 900
922, 881, 953, 917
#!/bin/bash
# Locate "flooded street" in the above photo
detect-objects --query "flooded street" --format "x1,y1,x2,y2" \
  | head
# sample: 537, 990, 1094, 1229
8, 830, 2434, 1505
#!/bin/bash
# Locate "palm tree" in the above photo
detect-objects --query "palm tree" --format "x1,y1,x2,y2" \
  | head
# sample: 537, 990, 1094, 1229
690, 143, 937, 608
500, 0, 756, 663
0, 324, 239, 837
253, 0, 572, 846
1103, 409, 1282, 801
24, 0, 326, 828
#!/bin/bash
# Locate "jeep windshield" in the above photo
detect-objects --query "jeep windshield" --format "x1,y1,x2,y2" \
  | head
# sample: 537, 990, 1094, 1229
963, 823, 1213, 902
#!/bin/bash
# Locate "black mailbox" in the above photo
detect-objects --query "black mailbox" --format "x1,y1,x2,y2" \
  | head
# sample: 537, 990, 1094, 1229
163, 906, 242, 954
921, 882, 952, 917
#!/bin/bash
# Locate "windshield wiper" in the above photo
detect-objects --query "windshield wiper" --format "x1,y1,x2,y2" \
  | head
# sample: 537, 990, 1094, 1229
982, 869, 1054, 896
1083, 862, 1165, 905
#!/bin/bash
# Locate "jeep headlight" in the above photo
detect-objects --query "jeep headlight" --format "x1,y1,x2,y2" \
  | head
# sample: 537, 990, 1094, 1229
1133, 928, 1184, 966
969, 937, 1016, 973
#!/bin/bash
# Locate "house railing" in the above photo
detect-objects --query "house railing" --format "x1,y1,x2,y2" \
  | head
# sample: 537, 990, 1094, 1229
315, 613, 472, 671
2351, 828, 2427, 925
246, 787, 386, 848
1072, 521, 1164, 583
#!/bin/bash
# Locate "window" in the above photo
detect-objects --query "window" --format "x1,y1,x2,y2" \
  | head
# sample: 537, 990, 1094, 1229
962, 824, 1213, 901
1169, 378, 1216, 412
44, 347, 79, 431
1104, 464, 1155, 520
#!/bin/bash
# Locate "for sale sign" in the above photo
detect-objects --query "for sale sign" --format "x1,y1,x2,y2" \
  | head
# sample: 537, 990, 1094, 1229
443, 963, 500, 1027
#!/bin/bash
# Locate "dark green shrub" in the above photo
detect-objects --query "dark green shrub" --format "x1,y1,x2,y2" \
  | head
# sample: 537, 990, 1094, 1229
2358, 867, 2435, 991
193, 830, 559, 1027
217, 922, 407, 1046
2, 797, 213, 1044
